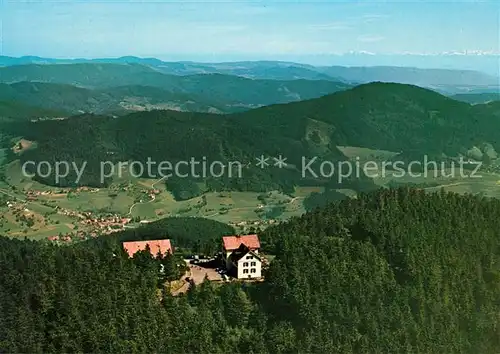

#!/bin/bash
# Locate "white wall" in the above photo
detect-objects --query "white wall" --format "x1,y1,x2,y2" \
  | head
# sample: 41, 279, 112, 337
236, 252, 262, 279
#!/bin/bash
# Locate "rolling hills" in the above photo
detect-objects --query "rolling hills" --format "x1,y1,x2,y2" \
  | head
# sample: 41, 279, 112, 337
1, 56, 497, 93
0, 82, 228, 115
6, 82, 500, 195
0, 63, 351, 112
13, 108, 355, 193
234, 82, 498, 155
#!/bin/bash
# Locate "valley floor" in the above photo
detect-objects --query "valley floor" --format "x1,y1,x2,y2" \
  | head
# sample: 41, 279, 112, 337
2, 145, 499, 240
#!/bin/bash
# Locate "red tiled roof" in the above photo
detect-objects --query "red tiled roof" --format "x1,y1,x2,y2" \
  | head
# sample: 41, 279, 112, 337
122, 239, 173, 258
222, 234, 260, 251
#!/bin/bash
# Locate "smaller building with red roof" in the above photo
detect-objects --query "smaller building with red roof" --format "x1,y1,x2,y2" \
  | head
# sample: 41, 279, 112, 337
122, 239, 173, 258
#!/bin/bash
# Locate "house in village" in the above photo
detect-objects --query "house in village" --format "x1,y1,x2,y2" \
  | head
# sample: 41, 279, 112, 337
222, 234, 262, 279
122, 239, 173, 258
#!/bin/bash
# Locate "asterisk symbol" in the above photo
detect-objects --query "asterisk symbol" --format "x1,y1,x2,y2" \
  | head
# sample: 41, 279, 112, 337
273, 155, 287, 168
256, 155, 269, 169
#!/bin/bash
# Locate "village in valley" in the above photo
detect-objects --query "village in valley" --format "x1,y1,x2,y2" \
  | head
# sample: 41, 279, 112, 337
0, 183, 288, 242
0, 155, 309, 242
0, 157, 276, 295
0, 187, 134, 242
4, 138, 500, 254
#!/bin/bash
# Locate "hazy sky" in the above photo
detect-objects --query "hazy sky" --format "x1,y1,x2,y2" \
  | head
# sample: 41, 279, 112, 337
2, 0, 499, 60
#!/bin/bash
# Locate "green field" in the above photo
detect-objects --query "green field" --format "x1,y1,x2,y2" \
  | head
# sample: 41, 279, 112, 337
0, 201, 77, 240
373, 166, 500, 197
337, 145, 401, 162
49, 190, 135, 214
2, 145, 500, 238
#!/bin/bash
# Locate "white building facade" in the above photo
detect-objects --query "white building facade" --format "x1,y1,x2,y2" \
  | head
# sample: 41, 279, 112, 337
235, 250, 262, 279
222, 235, 262, 279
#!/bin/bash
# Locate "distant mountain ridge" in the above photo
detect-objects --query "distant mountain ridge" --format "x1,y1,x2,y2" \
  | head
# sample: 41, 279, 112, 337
451, 92, 500, 105
315, 66, 498, 92
0, 56, 497, 94
0, 65, 351, 114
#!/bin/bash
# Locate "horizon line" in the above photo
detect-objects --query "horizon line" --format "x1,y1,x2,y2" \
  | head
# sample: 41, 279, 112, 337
3, 50, 500, 60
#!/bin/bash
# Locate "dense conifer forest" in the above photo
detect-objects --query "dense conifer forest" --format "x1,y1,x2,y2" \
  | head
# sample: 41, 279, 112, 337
109, 216, 235, 254
1, 188, 499, 353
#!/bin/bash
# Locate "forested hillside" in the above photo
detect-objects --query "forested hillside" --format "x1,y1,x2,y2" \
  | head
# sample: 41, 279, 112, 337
0, 100, 66, 120
1, 188, 499, 352
259, 188, 500, 352
7, 82, 500, 195
236, 82, 500, 155
0, 82, 229, 115
108, 216, 235, 254
11, 108, 364, 194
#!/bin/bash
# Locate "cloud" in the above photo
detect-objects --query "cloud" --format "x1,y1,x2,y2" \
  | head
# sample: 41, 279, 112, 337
191, 24, 247, 34
357, 34, 385, 43
358, 14, 390, 22
307, 22, 352, 31
227, 4, 273, 16
307, 13, 388, 33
